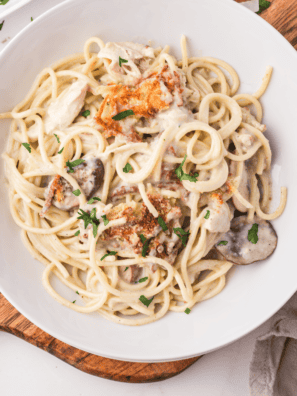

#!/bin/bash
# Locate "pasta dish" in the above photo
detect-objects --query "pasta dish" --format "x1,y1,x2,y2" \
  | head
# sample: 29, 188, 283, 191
1, 36, 287, 326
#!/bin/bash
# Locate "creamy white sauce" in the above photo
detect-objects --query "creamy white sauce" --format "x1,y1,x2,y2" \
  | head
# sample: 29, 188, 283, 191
204, 199, 231, 233
98, 42, 155, 85
155, 101, 194, 131
237, 127, 256, 152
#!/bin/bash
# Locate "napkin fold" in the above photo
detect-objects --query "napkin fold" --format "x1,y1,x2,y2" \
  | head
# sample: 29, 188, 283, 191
250, 293, 297, 396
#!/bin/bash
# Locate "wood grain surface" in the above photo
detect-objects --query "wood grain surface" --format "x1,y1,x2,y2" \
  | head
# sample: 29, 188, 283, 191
0, 0, 297, 383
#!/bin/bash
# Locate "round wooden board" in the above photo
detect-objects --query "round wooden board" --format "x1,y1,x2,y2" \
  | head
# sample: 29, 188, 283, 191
1, 0, 297, 383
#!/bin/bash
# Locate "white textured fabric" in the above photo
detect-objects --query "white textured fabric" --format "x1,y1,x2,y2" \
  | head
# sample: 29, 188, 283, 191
238, 0, 259, 12
250, 293, 297, 396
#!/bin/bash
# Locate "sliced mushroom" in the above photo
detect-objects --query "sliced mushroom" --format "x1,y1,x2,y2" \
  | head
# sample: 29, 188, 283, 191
203, 248, 225, 261
40, 158, 104, 216
119, 265, 141, 283
70, 158, 104, 199
215, 216, 277, 265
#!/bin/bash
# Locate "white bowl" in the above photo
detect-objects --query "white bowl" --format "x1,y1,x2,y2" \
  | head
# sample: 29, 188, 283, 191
0, 0, 32, 18
0, 0, 296, 363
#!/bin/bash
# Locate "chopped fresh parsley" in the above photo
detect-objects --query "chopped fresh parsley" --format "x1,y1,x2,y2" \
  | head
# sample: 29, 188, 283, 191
140, 234, 151, 257
257, 0, 271, 14
77, 208, 99, 238
76, 291, 79, 295
175, 155, 199, 182
72, 300, 76, 304
0, 20, 4, 31
204, 210, 210, 220
0, 0, 10, 5
72, 189, 81, 196
74, 230, 80, 236
139, 295, 154, 307
66, 159, 85, 173
100, 251, 117, 261
185, 308, 191, 314
248, 223, 259, 244
101, 215, 109, 226
138, 277, 148, 283
124, 267, 129, 272
112, 110, 135, 121
88, 197, 101, 204
31, 17, 33, 22
54, 134, 60, 143
82, 110, 90, 118
58, 147, 64, 154
123, 163, 132, 173
158, 216, 168, 232
22, 143, 31, 153
119, 56, 128, 67
217, 241, 228, 246
173, 227, 190, 247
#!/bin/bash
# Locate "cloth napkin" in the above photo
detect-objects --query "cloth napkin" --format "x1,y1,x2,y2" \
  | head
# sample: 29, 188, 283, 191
237, 0, 259, 12
250, 293, 297, 396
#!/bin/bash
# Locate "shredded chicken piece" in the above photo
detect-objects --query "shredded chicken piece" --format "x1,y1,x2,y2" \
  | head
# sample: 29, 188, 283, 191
241, 107, 266, 132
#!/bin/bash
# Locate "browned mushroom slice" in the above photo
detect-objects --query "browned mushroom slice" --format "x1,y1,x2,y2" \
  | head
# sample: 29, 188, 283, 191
119, 265, 141, 283
40, 158, 104, 216
215, 216, 277, 265
70, 158, 105, 199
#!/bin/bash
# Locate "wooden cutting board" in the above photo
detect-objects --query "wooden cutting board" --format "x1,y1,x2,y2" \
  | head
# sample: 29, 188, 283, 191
1, 0, 297, 383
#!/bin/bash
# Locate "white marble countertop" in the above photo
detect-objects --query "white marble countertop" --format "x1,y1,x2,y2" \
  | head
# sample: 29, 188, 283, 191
0, 1, 267, 395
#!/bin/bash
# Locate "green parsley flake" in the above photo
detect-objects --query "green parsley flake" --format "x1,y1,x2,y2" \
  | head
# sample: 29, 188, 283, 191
72, 189, 81, 196
88, 197, 101, 204
175, 155, 199, 182
173, 227, 190, 247
72, 300, 76, 304
138, 277, 148, 283
74, 230, 80, 236
204, 210, 210, 220
0, 21, 4, 31
248, 223, 259, 244
58, 147, 64, 154
0, 0, 10, 5
140, 234, 151, 257
119, 56, 128, 67
184, 308, 191, 314
22, 143, 31, 153
158, 216, 168, 232
101, 215, 109, 226
66, 159, 85, 173
54, 134, 60, 143
218, 241, 228, 246
123, 163, 133, 173
257, 0, 271, 14
101, 251, 117, 261
76, 291, 79, 295
124, 267, 129, 272
82, 110, 90, 118
139, 295, 154, 307
112, 110, 134, 121
77, 208, 99, 238
31, 17, 33, 21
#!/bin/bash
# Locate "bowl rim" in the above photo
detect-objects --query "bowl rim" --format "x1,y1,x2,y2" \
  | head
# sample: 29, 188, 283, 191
0, 0, 33, 19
